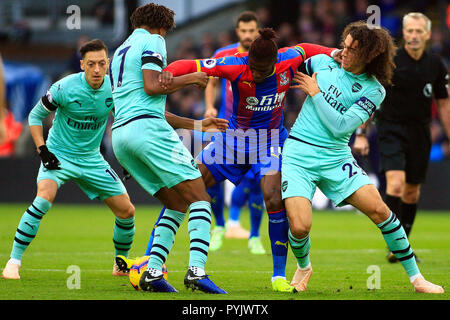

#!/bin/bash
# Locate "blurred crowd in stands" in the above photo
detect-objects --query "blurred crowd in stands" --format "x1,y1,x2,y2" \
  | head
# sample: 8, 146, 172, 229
0, 0, 449, 165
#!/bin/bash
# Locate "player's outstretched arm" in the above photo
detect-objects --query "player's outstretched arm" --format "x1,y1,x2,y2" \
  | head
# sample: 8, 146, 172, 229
204, 77, 219, 118
293, 43, 342, 64
165, 58, 237, 82
165, 111, 228, 132
164, 59, 199, 77
28, 101, 52, 149
297, 43, 336, 58
143, 69, 208, 96
28, 101, 61, 170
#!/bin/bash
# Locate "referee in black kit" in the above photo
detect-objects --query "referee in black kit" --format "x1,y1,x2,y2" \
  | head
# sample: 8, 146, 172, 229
374, 12, 450, 263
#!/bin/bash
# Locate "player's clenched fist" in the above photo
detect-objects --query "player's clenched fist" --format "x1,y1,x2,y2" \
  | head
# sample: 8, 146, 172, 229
158, 71, 174, 90
200, 117, 229, 133
38, 145, 61, 170
191, 72, 209, 89
204, 106, 218, 118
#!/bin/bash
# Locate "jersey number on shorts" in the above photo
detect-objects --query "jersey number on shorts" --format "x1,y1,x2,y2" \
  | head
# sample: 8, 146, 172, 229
110, 45, 131, 91
342, 161, 367, 179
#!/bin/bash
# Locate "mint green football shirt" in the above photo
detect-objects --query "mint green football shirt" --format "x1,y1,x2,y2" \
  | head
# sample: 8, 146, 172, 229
110, 28, 168, 129
289, 54, 386, 149
28, 72, 114, 155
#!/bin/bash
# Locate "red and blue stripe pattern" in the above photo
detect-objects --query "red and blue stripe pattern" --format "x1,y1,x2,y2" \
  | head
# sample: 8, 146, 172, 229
198, 48, 303, 137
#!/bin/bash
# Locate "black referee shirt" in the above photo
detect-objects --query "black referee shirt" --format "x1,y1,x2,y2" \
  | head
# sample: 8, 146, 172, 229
377, 47, 449, 124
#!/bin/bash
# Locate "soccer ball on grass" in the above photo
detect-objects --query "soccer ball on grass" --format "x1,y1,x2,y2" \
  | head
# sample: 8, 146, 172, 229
129, 256, 168, 290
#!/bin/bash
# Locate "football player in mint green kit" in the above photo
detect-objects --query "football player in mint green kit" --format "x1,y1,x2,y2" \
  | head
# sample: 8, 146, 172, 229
110, 3, 226, 293
2, 39, 137, 280
282, 21, 443, 294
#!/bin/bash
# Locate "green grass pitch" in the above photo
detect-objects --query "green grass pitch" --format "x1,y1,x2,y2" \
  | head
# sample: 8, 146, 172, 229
0, 203, 448, 301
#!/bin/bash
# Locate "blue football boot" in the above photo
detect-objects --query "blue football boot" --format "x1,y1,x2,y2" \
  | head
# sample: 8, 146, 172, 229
139, 270, 178, 293
184, 269, 227, 294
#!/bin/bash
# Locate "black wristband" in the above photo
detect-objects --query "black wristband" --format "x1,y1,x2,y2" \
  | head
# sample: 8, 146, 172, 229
38, 145, 49, 153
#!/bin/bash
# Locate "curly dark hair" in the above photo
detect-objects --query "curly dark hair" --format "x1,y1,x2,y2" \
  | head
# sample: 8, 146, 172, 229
341, 21, 396, 86
249, 28, 279, 62
130, 3, 175, 31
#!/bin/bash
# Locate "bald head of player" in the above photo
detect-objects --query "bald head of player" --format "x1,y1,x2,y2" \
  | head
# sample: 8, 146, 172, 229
340, 21, 396, 87
130, 2, 175, 38
79, 39, 109, 90
248, 28, 278, 83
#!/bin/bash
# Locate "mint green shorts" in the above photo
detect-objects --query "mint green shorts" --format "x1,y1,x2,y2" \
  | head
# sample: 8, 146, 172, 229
281, 137, 373, 207
37, 150, 126, 201
111, 117, 201, 196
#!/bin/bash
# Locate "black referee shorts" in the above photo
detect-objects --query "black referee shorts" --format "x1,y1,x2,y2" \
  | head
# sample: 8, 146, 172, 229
376, 119, 431, 184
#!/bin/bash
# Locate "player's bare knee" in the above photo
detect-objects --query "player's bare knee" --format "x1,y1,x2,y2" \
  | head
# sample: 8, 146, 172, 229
367, 201, 391, 224
36, 192, 54, 203
289, 223, 310, 239
114, 203, 135, 219
161, 196, 188, 212
403, 193, 420, 204
36, 186, 57, 203
187, 191, 211, 205
403, 186, 420, 203
387, 181, 404, 197
124, 203, 135, 218
263, 190, 283, 212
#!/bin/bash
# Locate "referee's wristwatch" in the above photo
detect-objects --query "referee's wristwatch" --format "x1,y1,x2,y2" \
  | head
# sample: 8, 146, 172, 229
355, 127, 366, 136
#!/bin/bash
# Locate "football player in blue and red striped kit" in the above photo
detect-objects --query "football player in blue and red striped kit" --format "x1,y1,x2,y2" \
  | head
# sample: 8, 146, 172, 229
203, 11, 265, 254
164, 28, 340, 292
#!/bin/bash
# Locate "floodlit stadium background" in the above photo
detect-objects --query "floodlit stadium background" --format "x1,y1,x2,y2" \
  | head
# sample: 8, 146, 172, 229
0, 0, 448, 210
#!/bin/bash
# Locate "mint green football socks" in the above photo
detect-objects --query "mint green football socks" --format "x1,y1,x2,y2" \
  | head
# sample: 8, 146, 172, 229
10, 197, 52, 261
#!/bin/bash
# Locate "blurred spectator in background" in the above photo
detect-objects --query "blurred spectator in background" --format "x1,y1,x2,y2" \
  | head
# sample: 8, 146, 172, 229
0, 54, 23, 156
430, 101, 450, 162
255, 6, 271, 28
66, 35, 90, 74
334, 0, 352, 41
9, 20, 32, 44
199, 33, 217, 59
93, 0, 115, 25
277, 22, 297, 48
0, 54, 6, 145
0, 106, 23, 157
168, 88, 204, 119
379, 0, 402, 38
352, 0, 370, 21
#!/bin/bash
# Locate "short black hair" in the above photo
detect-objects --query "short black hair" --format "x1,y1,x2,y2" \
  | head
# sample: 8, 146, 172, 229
79, 39, 108, 59
130, 3, 175, 31
236, 11, 259, 27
